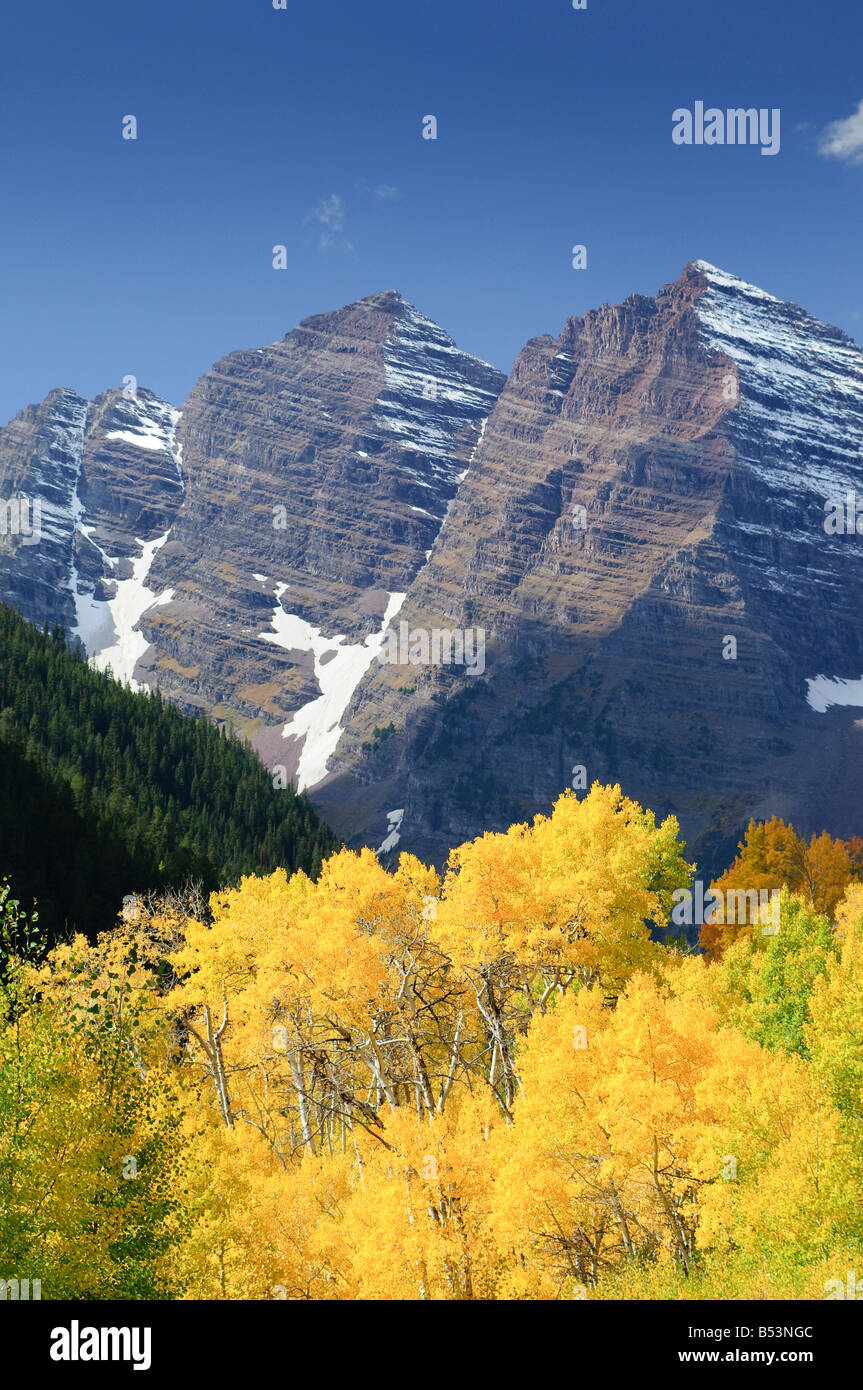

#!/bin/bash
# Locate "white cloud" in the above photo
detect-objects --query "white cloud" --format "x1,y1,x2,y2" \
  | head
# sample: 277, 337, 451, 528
818, 98, 863, 164
374, 184, 400, 200
303, 194, 353, 249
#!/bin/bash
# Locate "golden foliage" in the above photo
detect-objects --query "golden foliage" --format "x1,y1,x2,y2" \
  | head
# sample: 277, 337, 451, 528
3, 785, 860, 1300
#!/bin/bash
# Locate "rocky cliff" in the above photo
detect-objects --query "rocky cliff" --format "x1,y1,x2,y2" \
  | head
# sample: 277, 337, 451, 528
139, 291, 505, 785
0, 385, 184, 662
3, 263, 863, 872
314, 262, 863, 871
0, 293, 504, 793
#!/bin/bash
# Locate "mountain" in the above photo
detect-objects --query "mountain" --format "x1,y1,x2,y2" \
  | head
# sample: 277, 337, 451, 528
0, 293, 504, 787
2, 264, 863, 872
140, 290, 505, 786
316, 261, 863, 869
0, 385, 183, 641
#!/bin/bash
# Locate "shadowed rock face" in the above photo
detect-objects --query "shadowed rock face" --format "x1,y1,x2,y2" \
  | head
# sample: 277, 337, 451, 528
3, 264, 863, 872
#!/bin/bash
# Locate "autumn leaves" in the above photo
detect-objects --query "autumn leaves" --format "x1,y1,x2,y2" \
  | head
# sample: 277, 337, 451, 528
3, 785, 862, 1299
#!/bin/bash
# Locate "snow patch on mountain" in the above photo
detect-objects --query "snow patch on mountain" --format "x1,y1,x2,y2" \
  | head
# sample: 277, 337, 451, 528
105, 397, 183, 461
262, 588, 407, 790
58, 392, 183, 685
377, 808, 404, 855
74, 532, 175, 688
806, 674, 863, 714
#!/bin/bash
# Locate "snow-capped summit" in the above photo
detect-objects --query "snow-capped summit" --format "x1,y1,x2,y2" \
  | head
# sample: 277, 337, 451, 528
691, 259, 863, 498
374, 296, 502, 489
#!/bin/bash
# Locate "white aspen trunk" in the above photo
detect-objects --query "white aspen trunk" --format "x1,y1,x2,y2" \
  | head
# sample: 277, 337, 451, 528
437, 1011, 463, 1112
288, 1051, 315, 1153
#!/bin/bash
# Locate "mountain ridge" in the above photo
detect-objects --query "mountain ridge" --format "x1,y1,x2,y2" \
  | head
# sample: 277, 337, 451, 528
3, 262, 863, 871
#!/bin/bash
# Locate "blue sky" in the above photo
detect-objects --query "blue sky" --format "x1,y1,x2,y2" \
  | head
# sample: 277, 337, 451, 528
1, 0, 862, 424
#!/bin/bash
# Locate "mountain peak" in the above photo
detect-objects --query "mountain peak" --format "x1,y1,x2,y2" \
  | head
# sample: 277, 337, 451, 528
356, 288, 405, 309
687, 258, 781, 303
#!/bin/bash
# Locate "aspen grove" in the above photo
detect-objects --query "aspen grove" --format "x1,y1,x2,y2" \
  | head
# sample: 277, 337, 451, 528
2, 784, 861, 1300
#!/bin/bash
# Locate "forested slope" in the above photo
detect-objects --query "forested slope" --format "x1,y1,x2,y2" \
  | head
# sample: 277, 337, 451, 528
0, 604, 338, 939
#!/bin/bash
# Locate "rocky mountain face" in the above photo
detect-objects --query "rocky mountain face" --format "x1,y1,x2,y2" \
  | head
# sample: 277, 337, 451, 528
0, 293, 504, 791
0, 387, 87, 633
3, 263, 863, 872
138, 291, 505, 787
0, 385, 183, 658
313, 262, 863, 870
